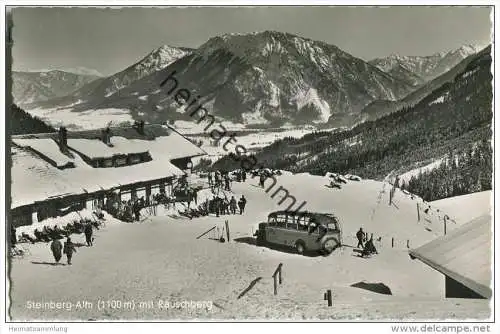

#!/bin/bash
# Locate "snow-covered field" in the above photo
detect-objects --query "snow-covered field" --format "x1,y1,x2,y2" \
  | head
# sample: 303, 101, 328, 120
431, 190, 492, 225
189, 127, 316, 162
398, 159, 445, 183
28, 106, 135, 130
8, 174, 491, 320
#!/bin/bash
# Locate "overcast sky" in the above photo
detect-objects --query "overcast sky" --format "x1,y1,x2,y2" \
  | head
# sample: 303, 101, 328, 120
11, 6, 492, 76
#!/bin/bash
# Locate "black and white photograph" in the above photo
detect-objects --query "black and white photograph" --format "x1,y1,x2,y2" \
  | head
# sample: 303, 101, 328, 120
3, 2, 496, 327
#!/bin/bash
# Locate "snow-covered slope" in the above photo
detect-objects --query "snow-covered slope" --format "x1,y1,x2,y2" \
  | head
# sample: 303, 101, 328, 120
430, 190, 492, 225
9, 174, 490, 320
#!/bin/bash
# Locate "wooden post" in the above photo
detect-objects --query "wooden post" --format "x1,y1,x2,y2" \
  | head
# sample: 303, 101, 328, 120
225, 220, 230, 242
272, 263, 283, 295
417, 203, 420, 222
407, 240, 410, 248
392, 237, 394, 248
324, 290, 332, 307
444, 216, 447, 235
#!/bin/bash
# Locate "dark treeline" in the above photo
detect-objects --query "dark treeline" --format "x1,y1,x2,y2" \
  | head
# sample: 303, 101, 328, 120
10, 104, 56, 134
403, 139, 492, 201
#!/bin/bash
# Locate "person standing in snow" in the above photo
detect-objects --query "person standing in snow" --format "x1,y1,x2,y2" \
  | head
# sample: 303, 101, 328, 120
50, 238, 63, 264
224, 174, 231, 191
356, 228, 365, 249
238, 195, 247, 215
259, 173, 266, 188
215, 171, 221, 189
214, 196, 221, 217
229, 196, 237, 215
223, 198, 230, 215
208, 171, 213, 187
63, 237, 77, 265
84, 222, 93, 247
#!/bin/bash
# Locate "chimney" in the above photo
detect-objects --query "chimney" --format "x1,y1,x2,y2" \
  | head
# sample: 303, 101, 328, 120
101, 127, 111, 145
58, 127, 67, 149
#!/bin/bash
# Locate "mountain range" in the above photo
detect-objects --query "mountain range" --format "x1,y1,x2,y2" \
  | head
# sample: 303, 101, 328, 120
12, 70, 100, 105
369, 45, 481, 82
18, 31, 481, 129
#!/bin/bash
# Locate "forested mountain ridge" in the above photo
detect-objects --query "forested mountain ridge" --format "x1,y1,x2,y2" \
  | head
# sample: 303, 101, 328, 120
213, 46, 492, 200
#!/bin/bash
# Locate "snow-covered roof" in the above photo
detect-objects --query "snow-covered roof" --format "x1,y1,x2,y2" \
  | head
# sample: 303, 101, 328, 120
10, 124, 205, 209
12, 138, 73, 168
409, 214, 492, 299
11, 148, 84, 208
67, 137, 149, 159
11, 146, 185, 209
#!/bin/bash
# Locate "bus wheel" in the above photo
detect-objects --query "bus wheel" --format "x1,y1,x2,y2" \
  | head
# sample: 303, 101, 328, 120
256, 236, 264, 246
295, 240, 306, 255
322, 238, 339, 255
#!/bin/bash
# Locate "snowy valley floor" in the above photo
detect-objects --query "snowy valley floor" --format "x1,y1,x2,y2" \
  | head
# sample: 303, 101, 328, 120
8, 175, 492, 321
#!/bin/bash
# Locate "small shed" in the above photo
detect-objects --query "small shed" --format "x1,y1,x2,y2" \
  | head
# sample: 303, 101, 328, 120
409, 214, 492, 299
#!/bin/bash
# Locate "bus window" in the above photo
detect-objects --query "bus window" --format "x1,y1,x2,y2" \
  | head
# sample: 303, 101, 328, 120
327, 223, 338, 232
297, 215, 309, 231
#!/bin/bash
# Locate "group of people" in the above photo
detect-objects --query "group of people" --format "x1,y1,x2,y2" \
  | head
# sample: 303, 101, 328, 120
208, 170, 235, 191
209, 195, 247, 217
15, 219, 101, 245
108, 197, 147, 222
49, 237, 77, 265
356, 227, 378, 257
11, 214, 103, 265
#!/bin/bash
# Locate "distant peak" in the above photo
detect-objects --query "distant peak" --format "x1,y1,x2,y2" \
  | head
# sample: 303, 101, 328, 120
148, 44, 191, 55
458, 44, 481, 54
20, 67, 103, 77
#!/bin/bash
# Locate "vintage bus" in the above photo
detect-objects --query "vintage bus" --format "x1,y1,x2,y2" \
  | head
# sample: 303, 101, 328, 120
254, 211, 342, 255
